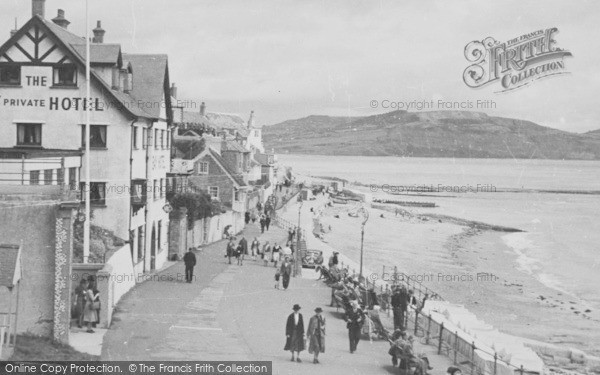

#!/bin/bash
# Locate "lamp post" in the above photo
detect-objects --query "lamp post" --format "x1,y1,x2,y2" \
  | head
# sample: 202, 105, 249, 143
358, 205, 369, 281
294, 199, 303, 277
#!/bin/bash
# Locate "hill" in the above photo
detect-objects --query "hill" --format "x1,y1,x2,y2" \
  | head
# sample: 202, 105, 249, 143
263, 110, 600, 159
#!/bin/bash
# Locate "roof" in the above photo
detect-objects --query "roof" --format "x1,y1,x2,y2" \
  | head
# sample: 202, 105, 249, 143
207, 148, 246, 187
205, 112, 246, 130
31, 18, 153, 119
222, 140, 249, 153
177, 111, 216, 128
71, 43, 122, 65
173, 138, 205, 160
123, 53, 171, 120
0, 245, 21, 288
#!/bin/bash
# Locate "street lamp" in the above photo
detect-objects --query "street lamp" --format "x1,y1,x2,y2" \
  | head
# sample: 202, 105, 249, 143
358, 205, 369, 281
294, 198, 304, 277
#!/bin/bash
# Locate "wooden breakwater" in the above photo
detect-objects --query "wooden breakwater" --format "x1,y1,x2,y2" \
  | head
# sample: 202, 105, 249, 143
373, 198, 436, 207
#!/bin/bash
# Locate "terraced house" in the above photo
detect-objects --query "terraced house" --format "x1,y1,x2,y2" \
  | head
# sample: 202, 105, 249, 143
0, 0, 173, 273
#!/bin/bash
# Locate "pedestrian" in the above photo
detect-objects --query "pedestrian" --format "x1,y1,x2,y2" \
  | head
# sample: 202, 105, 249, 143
345, 300, 365, 353
280, 257, 293, 290
225, 237, 236, 264
262, 241, 271, 266
288, 227, 295, 243
72, 279, 88, 328
272, 243, 282, 268
284, 304, 305, 362
274, 268, 281, 289
259, 215, 266, 233
283, 242, 293, 258
251, 211, 257, 224
87, 276, 100, 328
265, 215, 271, 231
245, 211, 250, 224
236, 243, 244, 266
307, 307, 326, 364
391, 286, 408, 330
251, 237, 260, 261
328, 252, 339, 269
239, 236, 248, 265
83, 279, 100, 333
183, 247, 197, 283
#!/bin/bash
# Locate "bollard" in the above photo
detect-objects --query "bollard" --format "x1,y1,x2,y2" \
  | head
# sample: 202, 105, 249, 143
438, 322, 444, 355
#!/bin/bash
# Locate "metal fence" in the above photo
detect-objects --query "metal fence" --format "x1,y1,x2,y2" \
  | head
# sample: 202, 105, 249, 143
334, 261, 531, 375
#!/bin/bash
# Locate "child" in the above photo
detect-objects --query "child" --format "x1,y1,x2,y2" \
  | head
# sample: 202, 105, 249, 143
274, 268, 281, 289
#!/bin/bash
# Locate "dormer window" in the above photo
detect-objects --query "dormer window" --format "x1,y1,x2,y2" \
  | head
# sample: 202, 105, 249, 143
53, 65, 77, 86
0, 65, 21, 85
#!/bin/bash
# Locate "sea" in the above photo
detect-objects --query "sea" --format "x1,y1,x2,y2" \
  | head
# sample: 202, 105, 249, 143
278, 154, 600, 312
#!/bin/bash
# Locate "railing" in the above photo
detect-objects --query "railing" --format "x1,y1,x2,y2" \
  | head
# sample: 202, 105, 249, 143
333, 260, 534, 375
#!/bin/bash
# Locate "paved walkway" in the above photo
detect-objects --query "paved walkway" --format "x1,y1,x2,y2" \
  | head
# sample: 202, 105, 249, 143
102, 219, 452, 373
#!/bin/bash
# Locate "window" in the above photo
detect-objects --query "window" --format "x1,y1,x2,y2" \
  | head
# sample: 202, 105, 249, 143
56, 168, 64, 185
17, 123, 42, 146
195, 162, 209, 175
44, 170, 53, 185
160, 130, 165, 149
154, 129, 159, 149
68, 167, 77, 190
131, 179, 147, 207
132, 126, 138, 149
137, 226, 144, 261
53, 65, 77, 86
254, 130, 259, 137
160, 179, 166, 198
0, 65, 21, 85
142, 128, 147, 149
81, 125, 107, 148
80, 182, 106, 206
234, 189, 241, 202
30, 170, 40, 185
166, 131, 171, 150
153, 179, 159, 200
209, 186, 218, 199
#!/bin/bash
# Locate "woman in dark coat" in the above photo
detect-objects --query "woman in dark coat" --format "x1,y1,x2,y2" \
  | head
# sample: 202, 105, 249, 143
284, 304, 305, 362
280, 257, 293, 290
307, 307, 325, 363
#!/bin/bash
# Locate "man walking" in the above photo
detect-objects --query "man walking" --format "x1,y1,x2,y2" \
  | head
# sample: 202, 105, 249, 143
265, 215, 271, 231
183, 247, 197, 283
391, 286, 409, 330
345, 300, 365, 353
226, 237, 236, 264
307, 307, 326, 364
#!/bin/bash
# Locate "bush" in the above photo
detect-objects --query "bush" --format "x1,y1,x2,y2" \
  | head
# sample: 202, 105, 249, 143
168, 191, 222, 228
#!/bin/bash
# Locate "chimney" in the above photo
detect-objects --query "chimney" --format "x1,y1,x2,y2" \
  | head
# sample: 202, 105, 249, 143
32, 0, 45, 18
92, 21, 105, 43
200, 102, 206, 116
204, 134, 222, 154
170, 83, 177, 99
247, 110, 255, 128
52, 9, 70, 29
10, 18, 18, 38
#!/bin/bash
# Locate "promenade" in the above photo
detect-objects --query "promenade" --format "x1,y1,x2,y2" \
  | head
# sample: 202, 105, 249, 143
102, 215, 452, 373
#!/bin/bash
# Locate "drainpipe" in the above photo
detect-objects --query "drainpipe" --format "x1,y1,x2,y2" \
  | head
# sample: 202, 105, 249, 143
144, 121, 155, 274
128, 119, 137, 269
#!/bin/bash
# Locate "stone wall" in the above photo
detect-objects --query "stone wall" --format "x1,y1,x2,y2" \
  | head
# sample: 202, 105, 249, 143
0, 204, 58, 337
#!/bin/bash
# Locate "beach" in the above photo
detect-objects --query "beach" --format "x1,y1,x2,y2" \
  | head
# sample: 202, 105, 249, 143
277, 154, 600, 362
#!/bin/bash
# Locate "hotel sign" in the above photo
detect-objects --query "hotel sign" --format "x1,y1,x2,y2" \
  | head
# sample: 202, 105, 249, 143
1, 96, 104, 111
463, 27, 572, 92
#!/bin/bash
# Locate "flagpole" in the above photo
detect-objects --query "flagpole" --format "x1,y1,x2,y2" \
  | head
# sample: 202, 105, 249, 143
83, 0, 91, 263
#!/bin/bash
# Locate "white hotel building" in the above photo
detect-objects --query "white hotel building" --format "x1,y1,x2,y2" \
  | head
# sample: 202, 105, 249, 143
0, 1, 173, 273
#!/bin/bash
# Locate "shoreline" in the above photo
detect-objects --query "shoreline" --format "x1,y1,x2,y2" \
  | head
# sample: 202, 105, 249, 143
290, 175, 600, 370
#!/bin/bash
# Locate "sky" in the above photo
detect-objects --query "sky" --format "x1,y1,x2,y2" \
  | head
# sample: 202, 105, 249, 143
1, 0, 599, 132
